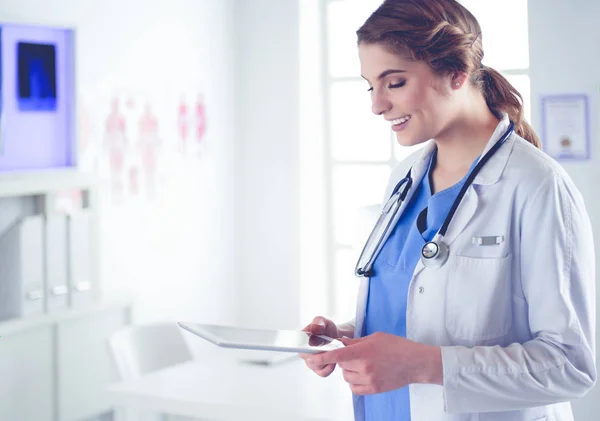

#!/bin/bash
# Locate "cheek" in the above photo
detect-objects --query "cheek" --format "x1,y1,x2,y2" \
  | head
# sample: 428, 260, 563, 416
402, 84, 439, 117
421, 88, 452, 120
403, 86, 426, 110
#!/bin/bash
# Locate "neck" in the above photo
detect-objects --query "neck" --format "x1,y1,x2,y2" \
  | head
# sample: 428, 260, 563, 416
433, 93, 500, 174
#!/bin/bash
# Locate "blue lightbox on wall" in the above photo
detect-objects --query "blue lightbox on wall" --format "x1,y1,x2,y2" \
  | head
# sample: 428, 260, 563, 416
17, 41, 58, 112
0, 24, 76, 173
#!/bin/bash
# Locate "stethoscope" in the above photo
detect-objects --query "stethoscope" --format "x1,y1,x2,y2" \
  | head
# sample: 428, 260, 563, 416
355, 121, 514, 277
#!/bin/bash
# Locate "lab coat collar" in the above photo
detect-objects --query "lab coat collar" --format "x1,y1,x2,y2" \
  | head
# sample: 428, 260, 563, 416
473, 113, 515, 186
411, 113, 515, 187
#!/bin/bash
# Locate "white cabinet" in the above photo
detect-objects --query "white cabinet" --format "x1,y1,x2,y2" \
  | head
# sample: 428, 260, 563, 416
0, 165, 126, 421
57, 307, 129, 421
0, 326, 54, 421
0, 300, 131, 421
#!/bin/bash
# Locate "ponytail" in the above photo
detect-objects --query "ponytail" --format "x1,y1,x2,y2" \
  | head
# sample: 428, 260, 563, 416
480, 66, 541, 149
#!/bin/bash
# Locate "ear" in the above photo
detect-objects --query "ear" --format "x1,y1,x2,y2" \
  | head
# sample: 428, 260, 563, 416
451, 72, 468, 90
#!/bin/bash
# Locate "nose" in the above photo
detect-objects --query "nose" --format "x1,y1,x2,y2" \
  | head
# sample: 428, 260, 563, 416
371, 90, 391, 116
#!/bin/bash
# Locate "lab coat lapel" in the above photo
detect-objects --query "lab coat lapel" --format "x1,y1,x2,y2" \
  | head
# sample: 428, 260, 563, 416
410, 185, 479, 280
441, 187, 479, 246
438, 117, 512, 243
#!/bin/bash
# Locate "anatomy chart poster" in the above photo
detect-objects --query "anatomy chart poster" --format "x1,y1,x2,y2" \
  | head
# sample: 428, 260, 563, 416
77, 87, 209, 206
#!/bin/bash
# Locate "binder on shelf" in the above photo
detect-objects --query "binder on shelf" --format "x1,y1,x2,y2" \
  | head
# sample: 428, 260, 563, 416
45, 215, 69, 312
0, 215, 45, 322
68, 211, 94, 308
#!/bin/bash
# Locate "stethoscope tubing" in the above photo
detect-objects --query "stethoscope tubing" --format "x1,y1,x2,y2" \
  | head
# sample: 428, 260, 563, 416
354, 122, 515, 277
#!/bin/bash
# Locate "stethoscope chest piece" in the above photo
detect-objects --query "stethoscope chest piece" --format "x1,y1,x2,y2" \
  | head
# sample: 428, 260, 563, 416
420, 240, 449, 269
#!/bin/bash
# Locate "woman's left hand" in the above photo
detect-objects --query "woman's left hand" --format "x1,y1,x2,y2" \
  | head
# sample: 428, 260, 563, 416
308, 332, 443, 395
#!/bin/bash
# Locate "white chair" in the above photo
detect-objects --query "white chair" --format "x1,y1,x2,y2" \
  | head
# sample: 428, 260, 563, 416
108, 322, 196, 421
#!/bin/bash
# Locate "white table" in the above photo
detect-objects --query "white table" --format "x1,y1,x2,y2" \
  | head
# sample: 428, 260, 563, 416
107, 349, 355, 421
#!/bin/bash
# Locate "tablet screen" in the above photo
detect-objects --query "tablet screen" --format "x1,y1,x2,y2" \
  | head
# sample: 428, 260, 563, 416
178, 322, 345, 354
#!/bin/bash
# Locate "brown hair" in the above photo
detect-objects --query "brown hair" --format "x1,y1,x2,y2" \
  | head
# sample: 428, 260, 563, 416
357, 0, 540, 148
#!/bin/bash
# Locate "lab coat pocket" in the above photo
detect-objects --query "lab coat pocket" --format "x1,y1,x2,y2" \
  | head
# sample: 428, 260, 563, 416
446, 253, 512, 341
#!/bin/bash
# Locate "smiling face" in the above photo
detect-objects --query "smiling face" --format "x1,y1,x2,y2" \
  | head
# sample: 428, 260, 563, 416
359, 43, 459, 147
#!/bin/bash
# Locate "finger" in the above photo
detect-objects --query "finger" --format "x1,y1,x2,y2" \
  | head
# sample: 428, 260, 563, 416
310, 363, 329, 371
302, 317, 327, 333
338, 360, 364, 372
341, 368, 366, 385
311, 342, 363, 366
300, 355, 327, 371
308, 318, 327, 335
350, 384, 374, 396
314, 363, 336, 377
338, 336, 363, 346
308, 335, 328, 346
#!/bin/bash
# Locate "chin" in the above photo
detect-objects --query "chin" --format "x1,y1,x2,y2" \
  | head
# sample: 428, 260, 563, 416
394, 132, 428, 148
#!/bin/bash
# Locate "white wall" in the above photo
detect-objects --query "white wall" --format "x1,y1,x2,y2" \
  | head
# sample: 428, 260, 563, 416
234, 0, 302, 329
0, 0, 238, 326
529, 0, 600, 418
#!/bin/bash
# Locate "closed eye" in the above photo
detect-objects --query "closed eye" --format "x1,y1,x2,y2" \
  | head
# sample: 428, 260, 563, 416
367, 81, 406, 92
389, 81, 406, 89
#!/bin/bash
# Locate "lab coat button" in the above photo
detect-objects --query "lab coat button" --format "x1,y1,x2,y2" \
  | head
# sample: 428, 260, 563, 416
418, 286, 425, 294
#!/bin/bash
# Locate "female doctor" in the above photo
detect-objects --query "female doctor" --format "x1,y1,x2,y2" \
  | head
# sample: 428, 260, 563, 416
300, 1, 596, 420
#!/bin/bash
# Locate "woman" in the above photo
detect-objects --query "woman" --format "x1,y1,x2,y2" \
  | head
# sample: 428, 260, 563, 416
300, 1, 596, 420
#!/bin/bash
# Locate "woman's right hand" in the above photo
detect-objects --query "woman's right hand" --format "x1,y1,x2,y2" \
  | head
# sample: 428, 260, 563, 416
299, 316, 340, 377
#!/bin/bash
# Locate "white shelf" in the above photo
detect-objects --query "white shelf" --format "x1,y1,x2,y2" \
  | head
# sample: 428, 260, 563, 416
0, 295, 133, 336
0, 169, 98, 198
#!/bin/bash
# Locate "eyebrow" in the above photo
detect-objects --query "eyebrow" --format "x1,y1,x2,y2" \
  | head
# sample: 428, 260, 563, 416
361, 69, 407, 82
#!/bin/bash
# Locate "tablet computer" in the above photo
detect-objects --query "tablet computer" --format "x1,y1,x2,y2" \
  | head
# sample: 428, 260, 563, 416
178, 322, 345, 354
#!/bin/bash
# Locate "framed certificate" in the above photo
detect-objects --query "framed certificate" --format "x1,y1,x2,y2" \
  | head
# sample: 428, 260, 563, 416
541, 94, 590, 161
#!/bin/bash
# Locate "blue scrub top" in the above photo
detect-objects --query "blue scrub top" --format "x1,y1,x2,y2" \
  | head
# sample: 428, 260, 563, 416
363, 150, 477, 421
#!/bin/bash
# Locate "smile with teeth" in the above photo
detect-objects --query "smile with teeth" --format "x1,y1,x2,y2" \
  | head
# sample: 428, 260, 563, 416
390, 115, 411, 126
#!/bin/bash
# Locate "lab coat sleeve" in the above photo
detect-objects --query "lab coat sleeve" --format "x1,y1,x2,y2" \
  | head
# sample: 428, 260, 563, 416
440, 171, 597, 413
341, 318, 356, 333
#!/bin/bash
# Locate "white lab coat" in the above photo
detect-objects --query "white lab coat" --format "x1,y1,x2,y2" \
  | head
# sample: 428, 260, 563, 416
350, 115, 597, 421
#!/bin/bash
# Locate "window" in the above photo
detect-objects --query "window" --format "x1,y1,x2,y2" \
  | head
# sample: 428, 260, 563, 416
323, 0, 393, 321
300, 0, 531, 322
460, 0, 532, 122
